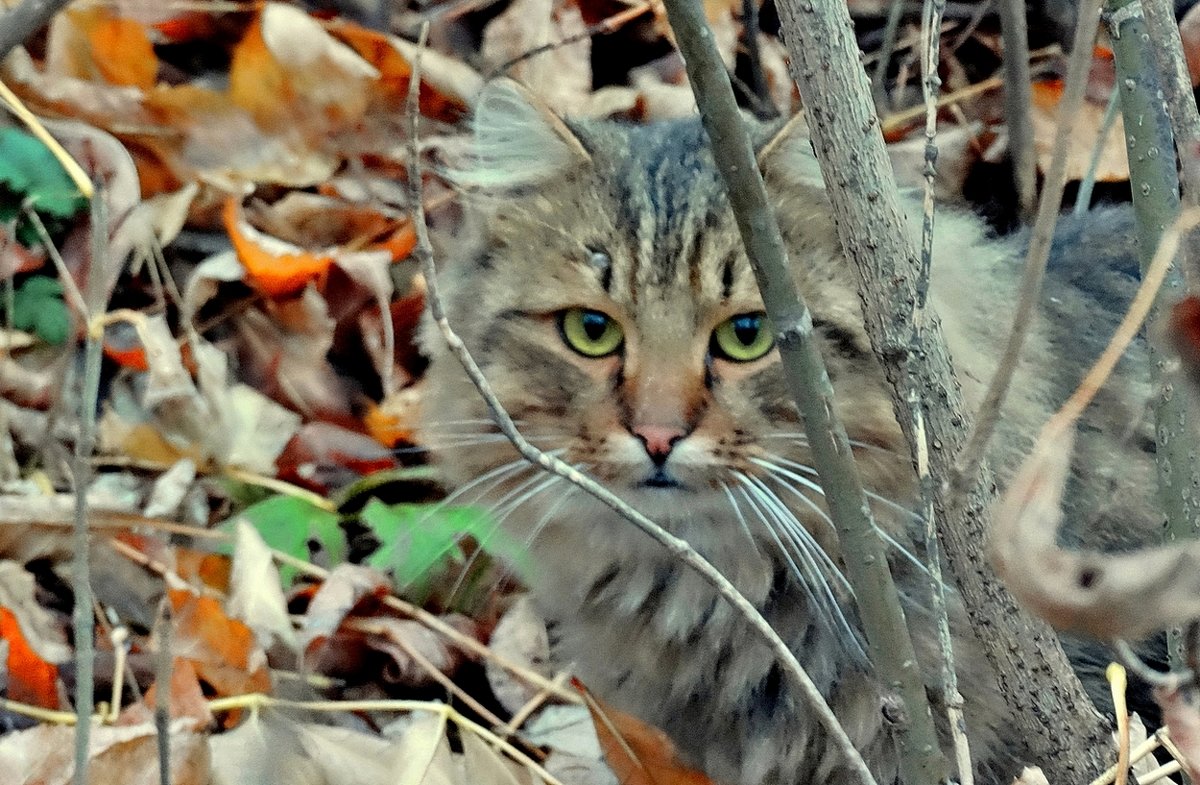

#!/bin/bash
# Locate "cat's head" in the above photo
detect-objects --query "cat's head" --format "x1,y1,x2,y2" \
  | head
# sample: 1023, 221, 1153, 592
419, 80, 911, 558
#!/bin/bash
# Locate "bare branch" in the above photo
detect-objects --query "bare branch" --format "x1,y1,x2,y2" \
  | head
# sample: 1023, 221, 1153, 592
997, 0, 1036, 219
915, 0, 973, 781
951, 0, 1104, 497
406, 26, 879, 785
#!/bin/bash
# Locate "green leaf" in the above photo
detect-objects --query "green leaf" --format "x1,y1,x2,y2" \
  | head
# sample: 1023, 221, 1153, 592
363, 500, 529, 602
224, 495, 343, 586
0, 128, 88, 248
10, 276, 68, 344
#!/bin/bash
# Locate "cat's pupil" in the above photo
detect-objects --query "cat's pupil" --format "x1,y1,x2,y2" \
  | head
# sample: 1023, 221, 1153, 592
582, 311, 609, 341
732, 315, 760, 346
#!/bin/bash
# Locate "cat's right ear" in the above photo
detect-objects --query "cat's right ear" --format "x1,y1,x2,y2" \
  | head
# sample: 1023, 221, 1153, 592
449, 79, 592, 191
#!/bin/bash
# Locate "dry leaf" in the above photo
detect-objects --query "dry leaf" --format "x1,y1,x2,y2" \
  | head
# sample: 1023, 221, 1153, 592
0, 720, 210, 785
581, 683, 716, 785
481, 0, 592, 113
1029, 81, 1128, 182
169, 587, 271, 704
485, 596, 551, 715
229, 3, 379, 137
229, 520, 297, 652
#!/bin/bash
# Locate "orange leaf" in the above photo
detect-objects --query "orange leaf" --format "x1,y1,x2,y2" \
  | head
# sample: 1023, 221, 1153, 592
578, 680, 717, 785
228, 16, 294, 132
224, 197, 333, 298
168, 588, 270, 714
0, 607, 60, 709
87, 15, 159, 89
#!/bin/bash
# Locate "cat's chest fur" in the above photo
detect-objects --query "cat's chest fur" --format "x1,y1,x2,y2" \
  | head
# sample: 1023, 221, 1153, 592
420, 80, 1159, 785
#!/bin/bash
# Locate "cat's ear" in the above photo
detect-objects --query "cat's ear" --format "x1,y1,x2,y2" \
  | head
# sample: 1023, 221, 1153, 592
451, 79, 592, 191
755, 113, 827, 192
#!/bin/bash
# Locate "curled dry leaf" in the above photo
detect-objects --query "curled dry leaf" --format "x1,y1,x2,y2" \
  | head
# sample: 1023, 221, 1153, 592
992, 421, 1200, 639
580, 681, 716, 785
118, 658, 213, 729
169, 587, 271, 706
1028, 79, 1128, 182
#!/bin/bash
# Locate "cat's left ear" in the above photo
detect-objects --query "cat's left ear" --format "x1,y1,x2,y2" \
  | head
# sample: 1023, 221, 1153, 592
450, 79, 592, 191
755, 113, 827, 192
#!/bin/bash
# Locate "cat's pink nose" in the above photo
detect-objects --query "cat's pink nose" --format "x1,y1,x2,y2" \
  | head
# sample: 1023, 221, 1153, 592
633, 425, 686, 466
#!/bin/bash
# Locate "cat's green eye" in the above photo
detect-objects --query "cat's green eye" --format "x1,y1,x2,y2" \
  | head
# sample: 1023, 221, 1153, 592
559, 308, 624, 357
712, 312, 774, 362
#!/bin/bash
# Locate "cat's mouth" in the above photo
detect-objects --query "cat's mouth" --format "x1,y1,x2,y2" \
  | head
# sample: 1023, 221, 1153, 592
637, 467, 683, 489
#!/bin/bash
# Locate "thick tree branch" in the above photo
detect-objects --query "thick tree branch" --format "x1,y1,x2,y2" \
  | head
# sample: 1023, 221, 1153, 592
1106, 0, 1200, 669
772, 0, 1113, 781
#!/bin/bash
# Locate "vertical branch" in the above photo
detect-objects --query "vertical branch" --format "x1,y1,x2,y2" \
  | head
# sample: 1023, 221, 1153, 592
741, 0, 775, 116
872, 0, 907, 108
914, 0, 973, 781
661, 3, 949, 785
72, 193, 107, 784
771, 0, 1114, 781
997, 0, 1037, 219
1105, 0, 1200, 670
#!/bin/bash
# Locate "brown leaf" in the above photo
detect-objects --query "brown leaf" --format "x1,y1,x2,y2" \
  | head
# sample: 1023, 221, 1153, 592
580, 682, 717, 785
169, 588, 271, 708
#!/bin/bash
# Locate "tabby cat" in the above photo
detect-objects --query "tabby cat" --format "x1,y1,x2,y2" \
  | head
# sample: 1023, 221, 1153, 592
419, 79, 1160, 785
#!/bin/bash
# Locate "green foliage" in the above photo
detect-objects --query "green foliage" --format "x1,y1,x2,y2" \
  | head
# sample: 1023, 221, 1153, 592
363, 499, 529, 606
9, 276, 69, 344
0, 128, 87, 247
227, 495, 343, 585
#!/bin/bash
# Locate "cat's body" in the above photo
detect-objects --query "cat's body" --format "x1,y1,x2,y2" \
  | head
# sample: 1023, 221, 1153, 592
419, 81, 1161, 785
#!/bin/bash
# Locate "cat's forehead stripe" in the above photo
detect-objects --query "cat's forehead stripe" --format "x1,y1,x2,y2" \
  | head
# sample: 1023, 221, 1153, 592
607, 122, 729, 302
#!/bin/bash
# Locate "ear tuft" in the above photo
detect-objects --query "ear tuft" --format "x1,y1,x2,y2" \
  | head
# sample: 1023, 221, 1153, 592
756, 113, 826, 191
450, 79, 591, 191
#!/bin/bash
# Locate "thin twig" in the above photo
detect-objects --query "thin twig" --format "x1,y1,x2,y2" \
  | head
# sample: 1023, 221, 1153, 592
484, 0, 654, 80
915, 0, 972, 779
411, 22, 880, 785
154, 599, 172, 785
72, 187, 108, 785
950, 0, 1103, 497
660, 1, 946, 784
1110, 663, 1131, 785
1073, 86, 1121, 216
0, 0, 73, 66
997, 0, 1036, 219
872, 0, 907, 107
